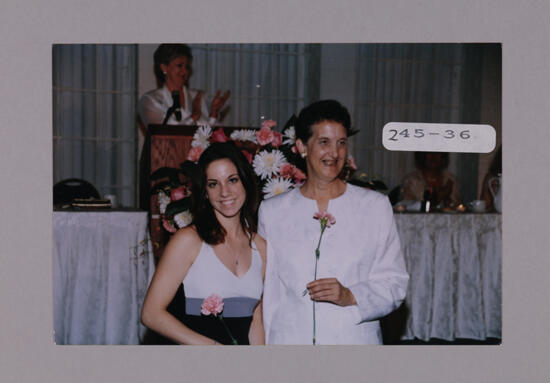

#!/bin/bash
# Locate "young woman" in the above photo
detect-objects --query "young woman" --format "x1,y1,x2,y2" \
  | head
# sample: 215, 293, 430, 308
141, 142, 266, 345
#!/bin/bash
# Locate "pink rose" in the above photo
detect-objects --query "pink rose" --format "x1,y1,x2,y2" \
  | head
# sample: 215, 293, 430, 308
187, 146, 204, 162
162, 218, 177, 233
256, 126, 274, 146
201, 294, 224, 316
294, 168, 307, 182
170, 186, 186, 201
271, 131, 283, 147
241, 150, 253, 164
261, 119, 277, 130
211, 127, 228, 143
313, 211, 336, 228
279, 163, 295, 178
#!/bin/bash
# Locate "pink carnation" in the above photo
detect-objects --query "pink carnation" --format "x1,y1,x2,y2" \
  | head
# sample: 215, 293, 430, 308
256, 126, 274, 146
170, 186, 186, 201
313, 211, 336, 228
201, 294, 224, 316
211, 127, 228, 143
271, 131, 283, 147
291, 145, 298, 153
261, 119, 277, 130
162, 218, 177, 233
294, 168, 307, 182
241, 150, 253, 164
279, 163, 307, 183
187, 146, 204, 162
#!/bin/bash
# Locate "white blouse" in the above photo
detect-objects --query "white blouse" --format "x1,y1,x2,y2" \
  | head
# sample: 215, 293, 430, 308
138, 85, 217, 128
258, 184, 409, 344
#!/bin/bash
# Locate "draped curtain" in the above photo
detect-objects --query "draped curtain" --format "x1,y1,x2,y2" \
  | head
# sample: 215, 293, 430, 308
188, 44, 319, 129
352, 44, 473, 195
52, 44, 138, 207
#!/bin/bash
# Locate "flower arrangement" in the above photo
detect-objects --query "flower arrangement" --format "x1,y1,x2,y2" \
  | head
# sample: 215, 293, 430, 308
152, 117, 357, 234
150, 161, 197, 233
201, 294, 238, 345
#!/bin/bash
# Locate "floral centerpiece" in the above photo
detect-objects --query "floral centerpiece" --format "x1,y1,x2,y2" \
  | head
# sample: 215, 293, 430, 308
152, 117, 357, 234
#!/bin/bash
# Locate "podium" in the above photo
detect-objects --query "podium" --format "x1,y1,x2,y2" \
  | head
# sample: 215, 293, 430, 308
139, 124, 245, 259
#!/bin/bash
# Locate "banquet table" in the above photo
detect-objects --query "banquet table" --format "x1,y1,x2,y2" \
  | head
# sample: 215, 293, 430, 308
53, 210, 155, 345
394, 213, 502, 342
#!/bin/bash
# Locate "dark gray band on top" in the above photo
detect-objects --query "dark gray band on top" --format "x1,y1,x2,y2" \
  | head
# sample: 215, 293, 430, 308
186, 297, 259, 317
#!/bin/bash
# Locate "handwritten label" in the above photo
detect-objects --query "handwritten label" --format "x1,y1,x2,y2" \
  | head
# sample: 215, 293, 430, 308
382, 122, 496, 153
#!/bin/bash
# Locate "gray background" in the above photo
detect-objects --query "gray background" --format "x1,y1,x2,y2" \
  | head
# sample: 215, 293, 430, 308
1, 0, 549, 382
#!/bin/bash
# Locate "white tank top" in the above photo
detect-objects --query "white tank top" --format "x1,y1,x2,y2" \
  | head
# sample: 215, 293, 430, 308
183, 240, 263, 301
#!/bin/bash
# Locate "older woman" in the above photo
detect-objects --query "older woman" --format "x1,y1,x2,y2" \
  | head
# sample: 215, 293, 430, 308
258, 100, 409, 344
141, 142, 266, 345
138, 44, 230, 131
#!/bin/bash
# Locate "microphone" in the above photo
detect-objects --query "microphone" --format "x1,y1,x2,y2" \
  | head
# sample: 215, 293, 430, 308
171, 91, 182, 121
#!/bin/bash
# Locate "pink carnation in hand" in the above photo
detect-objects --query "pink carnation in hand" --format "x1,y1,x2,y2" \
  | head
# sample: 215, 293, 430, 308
211, 127, 228, 143
271, 131, 283, 147
187, 146, 204, 162
201, 294, 224, 316
261, 119, 277, 130
313, 211, 336, 228
170, 186, 186, 201
256, 126, 274, 146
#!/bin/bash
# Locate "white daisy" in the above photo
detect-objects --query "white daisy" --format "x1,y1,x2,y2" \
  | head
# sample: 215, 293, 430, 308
191, 125, 212, 149
230, 129, 258, 143
158, 190, 171, 214
262, 177, 294, 199
283, 126, 296, 145
252, 149, 287, 179
174, 210, 193, 228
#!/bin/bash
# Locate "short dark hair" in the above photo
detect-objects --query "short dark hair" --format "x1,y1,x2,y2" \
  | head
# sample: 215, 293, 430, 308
414, 151, 450, 170
295, 99, 352, 143
191, 142, 259, 245
153, 44, 193, 86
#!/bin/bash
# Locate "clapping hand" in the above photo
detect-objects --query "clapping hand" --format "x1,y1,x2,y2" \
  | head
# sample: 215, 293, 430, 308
210, 90, 231, 118
306, 278, 357, 307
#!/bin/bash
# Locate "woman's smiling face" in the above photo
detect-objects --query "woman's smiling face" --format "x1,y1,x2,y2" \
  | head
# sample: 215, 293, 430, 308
298, 120, 348, 183
205, 159, 246, 220
161, 55, 191, 90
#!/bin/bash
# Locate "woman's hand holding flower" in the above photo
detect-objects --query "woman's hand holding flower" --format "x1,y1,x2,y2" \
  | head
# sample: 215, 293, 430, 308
306, 278, 357, 307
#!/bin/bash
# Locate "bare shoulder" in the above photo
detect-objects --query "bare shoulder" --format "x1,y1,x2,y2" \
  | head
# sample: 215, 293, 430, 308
161, 225, 203, 266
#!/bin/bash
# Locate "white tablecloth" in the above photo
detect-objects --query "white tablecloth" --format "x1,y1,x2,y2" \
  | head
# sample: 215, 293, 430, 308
395, 213, 502, 341
53, 211, 155, 345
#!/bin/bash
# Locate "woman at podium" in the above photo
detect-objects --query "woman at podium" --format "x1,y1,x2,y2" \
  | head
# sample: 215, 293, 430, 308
138, 44, 230, 130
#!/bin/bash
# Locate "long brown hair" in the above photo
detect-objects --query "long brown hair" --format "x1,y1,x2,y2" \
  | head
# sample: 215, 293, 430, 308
191, 142, 259, 244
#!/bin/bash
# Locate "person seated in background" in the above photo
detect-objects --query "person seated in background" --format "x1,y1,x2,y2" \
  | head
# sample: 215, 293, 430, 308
138, 43, 230, 132
480, 145, 502, 212
400, 151, 461, 209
